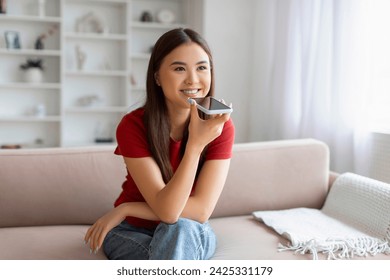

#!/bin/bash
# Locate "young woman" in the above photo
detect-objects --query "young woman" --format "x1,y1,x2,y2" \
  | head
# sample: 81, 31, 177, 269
84, 28, 235, 260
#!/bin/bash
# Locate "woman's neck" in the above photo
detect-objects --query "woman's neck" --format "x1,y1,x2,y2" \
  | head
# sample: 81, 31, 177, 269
168, 107, 190, 142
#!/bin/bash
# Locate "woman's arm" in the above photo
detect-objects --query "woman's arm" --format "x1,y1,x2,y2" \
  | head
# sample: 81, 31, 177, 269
84, 201, 159, 252
84, 158, 230, 252
125, 102, 230, 224
180, 158, 231, 223
124, 157, 230, 224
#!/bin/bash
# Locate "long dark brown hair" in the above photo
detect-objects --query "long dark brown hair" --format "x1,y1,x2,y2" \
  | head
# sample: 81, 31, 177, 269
143, 28, 215, 183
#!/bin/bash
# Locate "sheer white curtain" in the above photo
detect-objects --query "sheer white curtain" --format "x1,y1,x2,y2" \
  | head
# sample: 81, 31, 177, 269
249, 0, 370, 174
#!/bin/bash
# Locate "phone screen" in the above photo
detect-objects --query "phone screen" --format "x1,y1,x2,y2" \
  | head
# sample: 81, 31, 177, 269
192, 97, 232, 114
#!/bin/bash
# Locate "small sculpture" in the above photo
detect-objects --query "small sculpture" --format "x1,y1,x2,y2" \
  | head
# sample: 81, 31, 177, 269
140, 11, 153, 22
75, 12, 108, 34
77, 95, 101, 107
75, 45, 86, 70
34, 104, 46, 117
34, 24, 58, 50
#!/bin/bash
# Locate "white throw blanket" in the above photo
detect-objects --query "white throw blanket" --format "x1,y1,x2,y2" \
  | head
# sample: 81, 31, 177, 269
252, 173, 390, 259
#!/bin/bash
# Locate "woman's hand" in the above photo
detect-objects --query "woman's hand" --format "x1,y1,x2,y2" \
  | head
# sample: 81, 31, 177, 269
84, 205, 126, 254
187, 98, 231, 151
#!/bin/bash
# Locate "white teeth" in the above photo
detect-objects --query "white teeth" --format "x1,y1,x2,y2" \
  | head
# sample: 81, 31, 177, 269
182, 89, 198, 95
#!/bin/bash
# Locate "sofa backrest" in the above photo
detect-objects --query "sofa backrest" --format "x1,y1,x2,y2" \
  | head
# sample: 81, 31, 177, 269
0, 139, 329, 227
212, 139, 330, 218
0, 146, 125, 227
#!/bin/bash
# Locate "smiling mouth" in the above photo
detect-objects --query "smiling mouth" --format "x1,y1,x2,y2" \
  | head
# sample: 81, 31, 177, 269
181, 89, 200, 96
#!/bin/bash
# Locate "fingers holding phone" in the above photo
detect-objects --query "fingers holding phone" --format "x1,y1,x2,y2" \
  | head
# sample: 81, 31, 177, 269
187, 97, 232, 149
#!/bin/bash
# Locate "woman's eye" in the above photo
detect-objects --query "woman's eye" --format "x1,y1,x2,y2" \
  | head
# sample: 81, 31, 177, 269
174, 67, 185, 71
198, 65, 208, 71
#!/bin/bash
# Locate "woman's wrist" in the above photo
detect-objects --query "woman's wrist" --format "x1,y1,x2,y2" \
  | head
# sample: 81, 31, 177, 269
117, 202, 160, 221
186, 139, 205, 156
115, 203, 130, 220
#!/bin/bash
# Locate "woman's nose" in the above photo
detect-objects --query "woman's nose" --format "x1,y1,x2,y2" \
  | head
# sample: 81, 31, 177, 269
185, 70, 199, 85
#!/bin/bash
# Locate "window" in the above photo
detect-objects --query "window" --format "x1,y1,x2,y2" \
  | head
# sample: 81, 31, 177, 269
366, 0, 390, 132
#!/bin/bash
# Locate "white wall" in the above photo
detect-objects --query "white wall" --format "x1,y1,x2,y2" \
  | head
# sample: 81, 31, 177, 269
202, 0, 256, 143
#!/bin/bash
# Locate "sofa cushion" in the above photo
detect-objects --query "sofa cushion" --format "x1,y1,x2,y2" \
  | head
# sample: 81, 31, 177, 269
0, 146, 125, 227
0, 225, 105, 260
209, 215, 310, 259
212, 139, 330, 218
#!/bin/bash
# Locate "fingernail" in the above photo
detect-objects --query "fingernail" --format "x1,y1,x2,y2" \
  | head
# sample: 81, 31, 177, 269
94, 248, 98, 254
89, 249, 92, 254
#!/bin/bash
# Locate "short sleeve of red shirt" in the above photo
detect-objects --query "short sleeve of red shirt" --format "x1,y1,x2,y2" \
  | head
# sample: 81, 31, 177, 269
114, 108, 151, 158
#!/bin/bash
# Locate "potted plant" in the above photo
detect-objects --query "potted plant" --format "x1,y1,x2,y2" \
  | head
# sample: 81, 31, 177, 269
20, 58, 44, 83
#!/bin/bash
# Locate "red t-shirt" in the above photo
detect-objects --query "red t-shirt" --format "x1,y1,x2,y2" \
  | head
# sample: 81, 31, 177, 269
114, 107, 235, 229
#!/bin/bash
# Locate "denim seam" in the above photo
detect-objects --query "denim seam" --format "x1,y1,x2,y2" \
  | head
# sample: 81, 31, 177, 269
111, 230, 150, 256
195, 224, 209, 260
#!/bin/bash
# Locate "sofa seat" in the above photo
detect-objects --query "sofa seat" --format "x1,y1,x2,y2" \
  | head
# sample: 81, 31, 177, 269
210, 216, 390, 260
0, 226, 105, 260
210, 215, 309, 260
1, 217, 389, 260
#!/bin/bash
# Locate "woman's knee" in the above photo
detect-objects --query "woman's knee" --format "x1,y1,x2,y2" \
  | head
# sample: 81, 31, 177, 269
158, 218, 204, 235
102, 224, 151, 260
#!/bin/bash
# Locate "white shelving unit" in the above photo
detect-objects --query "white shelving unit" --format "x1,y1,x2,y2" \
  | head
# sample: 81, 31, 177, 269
61, 0, 129, 147
0, 0, 61, 148
0, 0, 203, 148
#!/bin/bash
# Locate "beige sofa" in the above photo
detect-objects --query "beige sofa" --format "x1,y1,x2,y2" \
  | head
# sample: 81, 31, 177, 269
0, 138, 388, 260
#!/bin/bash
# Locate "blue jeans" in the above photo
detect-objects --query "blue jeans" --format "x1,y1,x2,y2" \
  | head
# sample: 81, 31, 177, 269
102, 218, 217, 260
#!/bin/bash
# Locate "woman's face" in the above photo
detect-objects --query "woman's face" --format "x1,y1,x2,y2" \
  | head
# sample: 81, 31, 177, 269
156, 42, 211, 112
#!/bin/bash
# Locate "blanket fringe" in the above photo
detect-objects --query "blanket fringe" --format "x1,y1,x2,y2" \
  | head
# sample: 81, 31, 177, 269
278, 237, 390, 260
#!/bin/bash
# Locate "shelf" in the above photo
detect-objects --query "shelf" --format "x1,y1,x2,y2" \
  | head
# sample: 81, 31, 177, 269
65, 32, 127, 41
0, 116, 61, 122
65, 0, 128, 5
130, 21, 186, 30
0, 49, 61, 57
63, 141, 117, 148
65, 106, 128, 113
0, 83, 61, 89
0, 14, 61, 23
65, 70, 127, 77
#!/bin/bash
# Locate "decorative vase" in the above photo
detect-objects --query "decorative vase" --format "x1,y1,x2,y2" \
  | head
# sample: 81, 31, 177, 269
24, 68, 43, 83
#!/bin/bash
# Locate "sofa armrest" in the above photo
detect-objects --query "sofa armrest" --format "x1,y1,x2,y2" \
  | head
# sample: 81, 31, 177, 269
329, 171, 340, 189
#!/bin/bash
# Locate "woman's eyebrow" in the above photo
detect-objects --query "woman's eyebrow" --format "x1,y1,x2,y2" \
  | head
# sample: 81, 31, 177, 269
170, 60, 209, 66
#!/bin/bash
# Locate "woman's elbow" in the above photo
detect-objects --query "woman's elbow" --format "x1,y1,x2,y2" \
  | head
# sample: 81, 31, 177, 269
159, 211, 210, 225
158, 211, 180, 224
192, 208, 212, 224
198, 213, 211, 224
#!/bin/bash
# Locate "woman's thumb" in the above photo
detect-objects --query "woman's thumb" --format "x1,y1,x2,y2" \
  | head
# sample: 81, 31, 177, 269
188, 98, 198, 117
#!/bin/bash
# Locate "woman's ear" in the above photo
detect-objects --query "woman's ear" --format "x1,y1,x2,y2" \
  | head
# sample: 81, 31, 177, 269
154, 72, 160, 86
